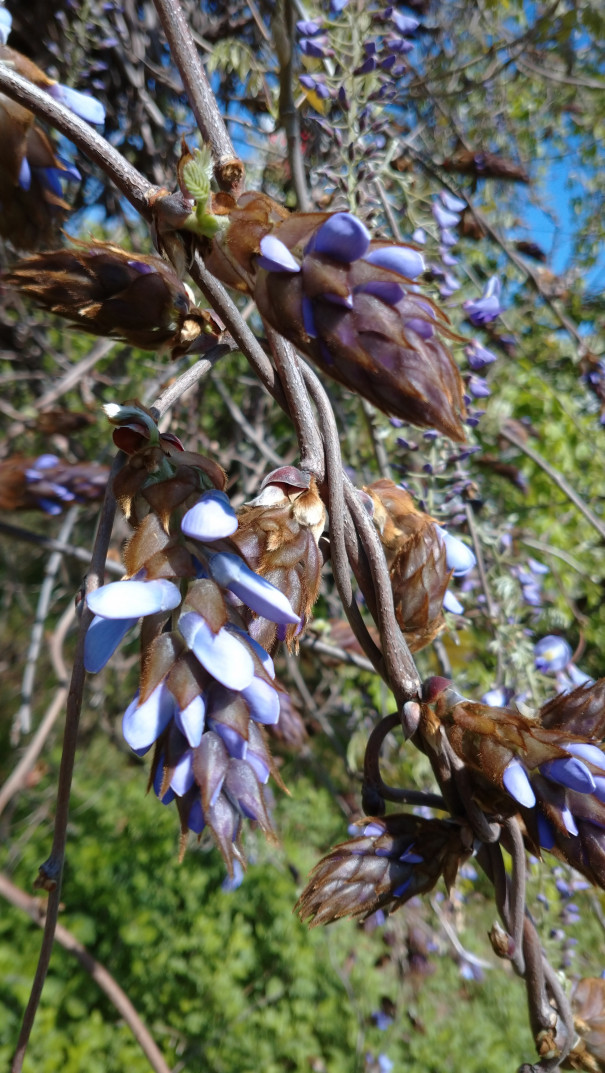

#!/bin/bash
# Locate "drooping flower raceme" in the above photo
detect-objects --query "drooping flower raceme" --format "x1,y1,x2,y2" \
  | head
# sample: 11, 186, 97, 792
85, 407, 324, 873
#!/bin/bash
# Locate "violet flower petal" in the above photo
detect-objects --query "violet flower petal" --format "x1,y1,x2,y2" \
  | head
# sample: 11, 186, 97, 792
84, 614, 137, 673
364, 246, 425, 278
175, 695, 206, 748
441, 191, 466, 213
170, 750, 195, 796
313, 213, 371, 263
435, 527, 476, 576
241, 676, 280, 725
178, 611, 255, 690
258, 234, 300, 273
46, 82, 106, 125
188, 797, 205, 833
502, 759, 536, 807
442, 590, 464, 614
541, 757, 596, 794
537, 813, 556, 849
181, 490, 238, 541
534, 635, 573, 673
87, 578, 181, 619
207, 552, 300, 624
565, 742, 605, 772
123, 684, 175, 752
433, 203, 460, 230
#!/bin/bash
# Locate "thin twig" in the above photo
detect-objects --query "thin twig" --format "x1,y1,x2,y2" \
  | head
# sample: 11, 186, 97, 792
0, 602, 76, 817
212, 376, 284, 467
301, 635, 375, 673
0, 522, 123, 576
0, 873, 172, 1073
13, 509, 79, 741
33, 339, 116, 412
150, 346, 229, 419
274, 0, 311, 211
501, 424, 605, 542
152, 0, 244, 193
464, 501, 497, 621
265, 328, 325, 479
11, 454, 123, 1073
361, 399, 392, 480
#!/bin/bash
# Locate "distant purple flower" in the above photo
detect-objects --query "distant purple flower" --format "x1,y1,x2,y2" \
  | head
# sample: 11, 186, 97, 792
433, 202, 460, 230
299, 36, 333, 58
439, 228, 458, 248
435, 527, 476, 576
465, 340, 498, 370
481, 686, 512, 707
296, 19, 322, 36
390, 11, 419, 34
411, 228, 426, 244
534, 635, 573, 674
0, 6, 12, 43
467, 375, 490, 398
441, 190, 466, 213
46, 83, 105, 125
331, 0, 349, 10
464, 277, 503, 326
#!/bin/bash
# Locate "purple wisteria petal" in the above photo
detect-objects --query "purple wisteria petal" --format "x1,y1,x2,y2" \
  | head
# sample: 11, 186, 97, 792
567, 663, 593, 687
404, 317, 434, 339
391, 11, 419, 33
296, 19, 322, 35
435, 527, 476, 576
207, 552, 300, 625
188, 797, 205, 833
178, 611, 255, 690
564, 743, 605, 772
123, 683, 175, 752
465, 341, 497, 370
0, 6, 12, 42
432, 203, 460, 230
302, 296, 317, 338
87, 578, 181, 619
464, 276, 503, 325
439, 229, 458, 247
540, 757, 596, 794
528, 558, 549, 576
84, 614, 138, 673
313, 213, 371, 263
153, 761, 175, 805
181, 490, 238, 541
534, 635, 573, 673
411, 228, 426, 244
468, 376, 491, 398
170, 749, 195, 796
502, 759, 536, 807
18, 156, 31, 191
561, 805, 578, 836
233, 630, 275, 678
537, 813, 556, 849
258, 235, 301, 274
246, 750, 270, 784
174, 695, 206, 747
442, 590, 464, 614
356, 281, 406, 305
441, 191, 466, 213
241, 676, 280, 725
364, 246, 425, 279
209, 719, 248, 759
46, 82, 106, 125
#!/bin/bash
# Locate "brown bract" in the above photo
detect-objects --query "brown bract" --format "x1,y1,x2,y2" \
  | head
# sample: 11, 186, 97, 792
4, 238, 202, 352
563, 978, 605, 1072
296, 813, 472, 925
229, 468, 326, 653
365, 479, 450, 652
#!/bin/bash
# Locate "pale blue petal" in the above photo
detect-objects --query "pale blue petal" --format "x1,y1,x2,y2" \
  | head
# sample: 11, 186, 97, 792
565, 743, 605, 772
502, 759, 536, 807
87, 578, 181, 619
541, 757, 596, 794
435, 527, 476, 576
258, 235, 300, 273
178, 611, 255, 690
170, 750, 195, 796
47, 82, 106, 125
442, 590, 464, 614
174, 695, 205, 747
208, 552, 300, 625
84, 614, 137, 673
241, 676, 280, 724
123, 683, 175, 752
365, 246, 425, 278
313, 213, 370, 263
181, 490, 238, 541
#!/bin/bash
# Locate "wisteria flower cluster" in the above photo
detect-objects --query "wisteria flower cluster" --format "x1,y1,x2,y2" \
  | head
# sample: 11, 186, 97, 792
84, 405, 324, 872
